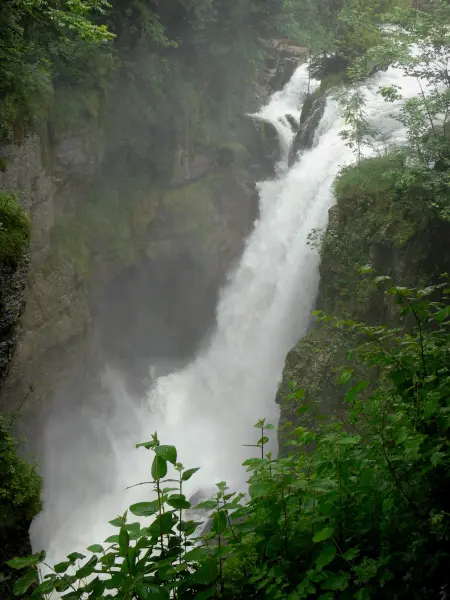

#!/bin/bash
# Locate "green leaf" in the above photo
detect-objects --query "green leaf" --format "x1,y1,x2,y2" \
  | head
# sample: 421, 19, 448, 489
130, 500, 160, 517
321, 572, 349, 591
136, 440, 157, 450
152, 455, 168, 480
150, 512, 174, 536
157, 566, 177, 581
182, 467, 200, 481
13, 570, 38, 596
359, 264, 374, 274
435, 306, 450, 322
297, 405, 310, 417
293, 388, 306, 400
313, 527, 334, 543
191, 559, 218, 584
343, 547, 360, 561
87, 544, 104, 553
54, 561, 71, 573
178, 520, 202, 536
155, 445, 177, 464
338, 370, 353, 385
431, 452, 445, 466
104, 535, 119, 544
167, 494, 191, 510
353, 557, 379, 583
345, 381, 370, 403
338, 435, 361, 445
119, 528, 130, 557
194, 589, 216, 600
7, 551, 45, 570
211, 510, 227, 534
67, 552, 86, 563
184, 547, 210, 562
108, 517, 123, 528
99, 552, 117, 568
196, 500, 217, 510
76, 555, 97, 579
34, 576, 58, 595
135, 582, 151, 599
316, 543, 337, 569
124, 522, 141, 534
249, 481, 270, 498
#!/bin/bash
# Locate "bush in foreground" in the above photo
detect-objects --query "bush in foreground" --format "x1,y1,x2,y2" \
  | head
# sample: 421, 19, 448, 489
6, 282, 450, 599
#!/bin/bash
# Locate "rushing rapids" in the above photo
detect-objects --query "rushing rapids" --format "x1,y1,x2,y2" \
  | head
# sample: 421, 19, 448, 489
32, 63, 422, 565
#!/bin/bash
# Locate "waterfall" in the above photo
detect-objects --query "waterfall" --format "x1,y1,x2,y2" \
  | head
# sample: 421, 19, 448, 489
32, 64, 422, 565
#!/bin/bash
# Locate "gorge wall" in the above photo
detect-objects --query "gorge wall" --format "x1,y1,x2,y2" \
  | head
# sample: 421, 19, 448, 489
0, 40, 303, 439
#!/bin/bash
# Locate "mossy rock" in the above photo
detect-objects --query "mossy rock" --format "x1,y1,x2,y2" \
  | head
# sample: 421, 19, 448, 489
216, 142, 250, 168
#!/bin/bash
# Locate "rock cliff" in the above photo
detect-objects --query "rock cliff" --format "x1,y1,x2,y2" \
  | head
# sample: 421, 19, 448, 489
0, 42, 299, 438
277, 153, 450, 452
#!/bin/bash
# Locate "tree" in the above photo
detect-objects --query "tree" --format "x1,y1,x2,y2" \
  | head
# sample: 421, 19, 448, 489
372, 0, 450, 219
0, 0, 113, 140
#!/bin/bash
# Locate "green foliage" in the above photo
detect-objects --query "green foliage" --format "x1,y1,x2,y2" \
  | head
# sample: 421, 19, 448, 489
9, 283, 450, 599
281, 0, 408, 79
0, 192, 30, 266
0, 0, 113, 140
332, 153, 420, 249
337, 88, 378, 161
370, 0, 450, 219
0, 416, 42, 529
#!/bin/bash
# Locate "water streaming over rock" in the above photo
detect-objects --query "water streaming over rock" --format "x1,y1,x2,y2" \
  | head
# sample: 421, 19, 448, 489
32, 64, 422, 565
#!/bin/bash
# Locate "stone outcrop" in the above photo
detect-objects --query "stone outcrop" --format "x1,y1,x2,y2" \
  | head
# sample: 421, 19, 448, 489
291, 91, 327, 161
265, 42, 308, 92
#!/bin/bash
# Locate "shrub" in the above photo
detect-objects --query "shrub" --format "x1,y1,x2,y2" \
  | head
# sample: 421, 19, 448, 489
0, 416, 42, 529
7, 281, 450, 599
0, 193, 30, 266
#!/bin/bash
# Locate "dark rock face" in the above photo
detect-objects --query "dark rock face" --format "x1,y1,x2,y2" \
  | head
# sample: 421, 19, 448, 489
236, 116, 280, 177
267, 46, 307, 92
291, 92, 327, 162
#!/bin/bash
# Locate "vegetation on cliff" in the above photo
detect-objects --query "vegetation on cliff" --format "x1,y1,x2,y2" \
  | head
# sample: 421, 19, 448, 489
0, 0, 283, 148
0, 414, 42, 597
0, 193, 30, 266
0, 415, 41, 529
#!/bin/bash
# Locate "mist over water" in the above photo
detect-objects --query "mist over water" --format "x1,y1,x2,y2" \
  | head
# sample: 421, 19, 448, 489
32, 64, 422, 566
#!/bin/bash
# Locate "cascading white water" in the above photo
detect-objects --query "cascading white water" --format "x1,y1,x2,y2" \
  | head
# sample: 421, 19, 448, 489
248, 64, 318, 168
32, 63, 423, 566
